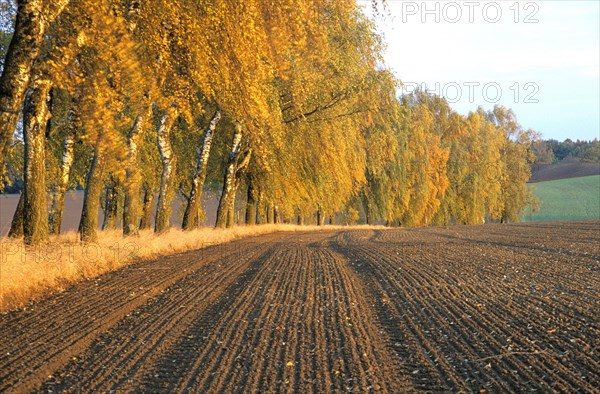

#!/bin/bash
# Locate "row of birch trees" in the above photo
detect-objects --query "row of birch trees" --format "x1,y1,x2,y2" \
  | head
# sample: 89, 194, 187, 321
0, 0, 537, 245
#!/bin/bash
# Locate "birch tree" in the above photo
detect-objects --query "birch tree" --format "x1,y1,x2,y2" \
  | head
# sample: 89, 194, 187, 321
154, 105, 178, 233
181, 109, 221, 230
215, 122, 246, 228
0, 0, 70, 164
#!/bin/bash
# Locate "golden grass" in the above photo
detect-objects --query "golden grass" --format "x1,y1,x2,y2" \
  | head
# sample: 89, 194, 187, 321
0, 224, 380, 313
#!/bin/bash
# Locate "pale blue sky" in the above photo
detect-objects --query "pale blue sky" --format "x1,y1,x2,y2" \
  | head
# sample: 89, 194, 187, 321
362, 0, 600, 141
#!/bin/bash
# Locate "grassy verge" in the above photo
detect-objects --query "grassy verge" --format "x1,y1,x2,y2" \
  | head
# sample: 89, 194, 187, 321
0, 224, 376, 313
524, 175, 600, 221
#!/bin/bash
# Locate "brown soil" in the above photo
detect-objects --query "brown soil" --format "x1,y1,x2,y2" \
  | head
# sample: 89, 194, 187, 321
1, 221, 598, 393
529, 161, 600, 183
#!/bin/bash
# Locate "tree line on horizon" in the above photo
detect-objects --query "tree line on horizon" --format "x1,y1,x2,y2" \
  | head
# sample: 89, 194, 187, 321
532, 139, 600, 165
0, 0, 538, 245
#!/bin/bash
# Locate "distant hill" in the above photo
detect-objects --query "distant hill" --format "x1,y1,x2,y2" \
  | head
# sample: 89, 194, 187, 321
529, 139, 599, 183
524, 175, 600, 222
529, 159, 600, 183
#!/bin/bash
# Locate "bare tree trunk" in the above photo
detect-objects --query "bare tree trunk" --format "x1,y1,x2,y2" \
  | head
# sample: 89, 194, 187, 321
227, 184, 237, 228
316, 207, 325, 226
266, 203, 274, 224
274, 206, 280, 224
22, 79, 51, 245
154, 106, 178, 234
8, 192, 25, 238
245, 175, 256, 225
224, 156, 251, 229
79, 143, 106, 242
122, 107, 148, 236
255, 191, 263, 224
226, 202, 235, 228
182, 109, 221, 230
329, 215, 334, 225
139, 184, 154, 230
224, 161, 250, 228
215, 123, 243, 229
102, 174, 120, 230
48, 106, 77, 235
297, 212, 304, 226
0, 0, 70, 164
362, 191, 372, 225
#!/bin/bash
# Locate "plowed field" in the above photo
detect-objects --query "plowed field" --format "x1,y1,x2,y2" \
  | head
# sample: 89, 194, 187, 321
1, 221, 598, 393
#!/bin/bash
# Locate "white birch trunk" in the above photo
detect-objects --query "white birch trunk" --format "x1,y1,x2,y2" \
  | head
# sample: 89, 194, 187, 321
215, 122, 243, 228
182, 109, 221, 230
154, 105, 178, 234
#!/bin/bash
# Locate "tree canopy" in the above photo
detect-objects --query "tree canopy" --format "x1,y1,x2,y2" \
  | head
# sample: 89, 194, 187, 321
0, 0, 540, 244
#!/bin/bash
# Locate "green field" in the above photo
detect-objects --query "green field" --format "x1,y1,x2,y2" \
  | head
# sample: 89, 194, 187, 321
524, 175, 600, 222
